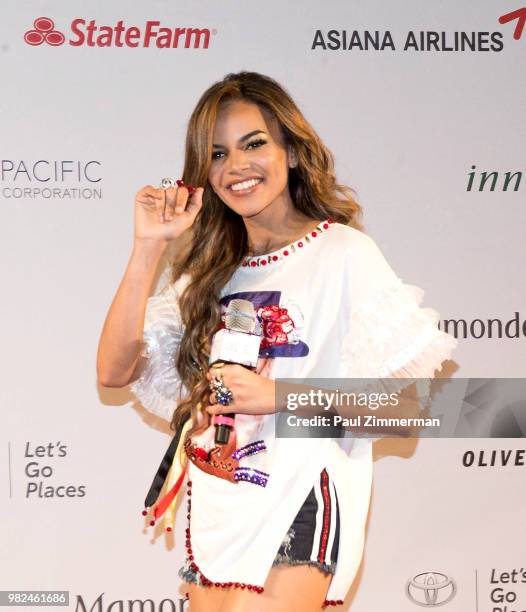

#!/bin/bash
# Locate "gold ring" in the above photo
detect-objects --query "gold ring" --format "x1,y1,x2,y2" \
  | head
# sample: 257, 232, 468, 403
212, 362, 224, 378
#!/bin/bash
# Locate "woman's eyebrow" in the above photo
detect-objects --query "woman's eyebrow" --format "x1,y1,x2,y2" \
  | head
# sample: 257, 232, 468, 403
212, 130, 267, 148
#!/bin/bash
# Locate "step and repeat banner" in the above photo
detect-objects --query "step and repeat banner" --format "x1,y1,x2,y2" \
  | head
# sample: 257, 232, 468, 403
2, 1, 525, 611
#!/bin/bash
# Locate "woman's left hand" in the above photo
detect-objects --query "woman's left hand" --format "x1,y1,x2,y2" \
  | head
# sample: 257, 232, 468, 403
205, 361, 276, 416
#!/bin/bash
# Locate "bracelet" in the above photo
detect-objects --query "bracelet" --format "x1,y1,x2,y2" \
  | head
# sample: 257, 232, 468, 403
234, 467, 269, 487
231, 440, 267, 461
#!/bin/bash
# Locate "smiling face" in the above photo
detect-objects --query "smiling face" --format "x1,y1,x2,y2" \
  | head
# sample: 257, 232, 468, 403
208, 99, 296, 218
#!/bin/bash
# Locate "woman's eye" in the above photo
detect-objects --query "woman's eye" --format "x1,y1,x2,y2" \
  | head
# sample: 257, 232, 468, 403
246, 139, 266, 150
211, 139, 266, 161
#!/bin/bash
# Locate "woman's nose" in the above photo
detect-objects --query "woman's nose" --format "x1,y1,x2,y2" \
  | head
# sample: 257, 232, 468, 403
226, 149, 250, 172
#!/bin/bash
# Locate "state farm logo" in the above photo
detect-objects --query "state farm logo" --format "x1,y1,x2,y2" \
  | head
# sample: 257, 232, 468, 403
24, 17, 65, 46
23, 17, 215, 49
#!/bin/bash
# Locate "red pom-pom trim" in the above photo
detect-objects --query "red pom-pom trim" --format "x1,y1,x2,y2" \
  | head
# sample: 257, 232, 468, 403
183, 479, 265, 594
323, 599, 344, 607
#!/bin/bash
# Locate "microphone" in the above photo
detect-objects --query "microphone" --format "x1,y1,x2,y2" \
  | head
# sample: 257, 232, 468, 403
209, 299, 262, 444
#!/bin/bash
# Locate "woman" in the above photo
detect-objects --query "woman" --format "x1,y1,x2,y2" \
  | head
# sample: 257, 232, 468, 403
97, 71, 457, 611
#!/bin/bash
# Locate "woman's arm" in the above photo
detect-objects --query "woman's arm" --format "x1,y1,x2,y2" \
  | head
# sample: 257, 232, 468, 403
96, 239, 167, 388
97, 181, 204, 390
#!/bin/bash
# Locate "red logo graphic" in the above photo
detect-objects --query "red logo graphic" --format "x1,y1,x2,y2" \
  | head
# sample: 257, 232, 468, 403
23, 17, 214, 48
257, 305, 296, 349
498, 7, 526, 40
24, 17, 65, 46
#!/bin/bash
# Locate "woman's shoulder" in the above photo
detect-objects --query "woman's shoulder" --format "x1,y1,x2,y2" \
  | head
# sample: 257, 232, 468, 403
156, 271, 192, 299
329, 223, 401, 299
173, 271, 192, 293
329, 223, 384, 261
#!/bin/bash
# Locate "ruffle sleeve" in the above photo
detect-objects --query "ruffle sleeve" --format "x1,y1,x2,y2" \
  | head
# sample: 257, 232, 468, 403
340, 232, 457, 401
130, 273, 191, 422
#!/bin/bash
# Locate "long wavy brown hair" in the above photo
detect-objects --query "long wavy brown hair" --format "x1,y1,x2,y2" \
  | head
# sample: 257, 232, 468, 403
168, 70, 362, 442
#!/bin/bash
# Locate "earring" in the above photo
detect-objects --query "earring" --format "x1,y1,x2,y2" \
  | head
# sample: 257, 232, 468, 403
289, 150, 298, 168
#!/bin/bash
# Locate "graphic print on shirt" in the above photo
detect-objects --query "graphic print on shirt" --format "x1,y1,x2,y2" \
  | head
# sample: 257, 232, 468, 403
219, 290, 309, 360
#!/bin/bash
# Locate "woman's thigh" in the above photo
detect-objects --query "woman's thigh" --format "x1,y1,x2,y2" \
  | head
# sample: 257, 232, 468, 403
187, 582, 228, 612
217, 563, 332, 612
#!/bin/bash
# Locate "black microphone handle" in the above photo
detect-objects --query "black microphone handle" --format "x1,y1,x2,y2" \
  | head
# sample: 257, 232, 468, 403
214, 419, 234, 445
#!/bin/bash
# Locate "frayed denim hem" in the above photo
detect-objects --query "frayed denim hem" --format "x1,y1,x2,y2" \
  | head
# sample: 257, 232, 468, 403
178, 558, 337, 586
272, 556, 337, 575
178, 562, 202, 586
272, 525, 337, 575
178, 522, 337, 586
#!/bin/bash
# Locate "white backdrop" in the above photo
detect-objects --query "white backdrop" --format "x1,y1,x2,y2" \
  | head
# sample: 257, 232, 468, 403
2, 1, 525, 610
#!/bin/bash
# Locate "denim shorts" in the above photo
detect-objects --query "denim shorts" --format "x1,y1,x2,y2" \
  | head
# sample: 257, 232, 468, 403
271, 467, 340, 575
179, 468, 340, 586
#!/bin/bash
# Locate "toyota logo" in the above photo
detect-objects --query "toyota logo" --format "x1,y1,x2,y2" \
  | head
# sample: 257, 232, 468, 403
406, 572, 457, 607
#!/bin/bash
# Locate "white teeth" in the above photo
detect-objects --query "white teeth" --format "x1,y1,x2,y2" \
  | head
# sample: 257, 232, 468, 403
230, 178, 262, 192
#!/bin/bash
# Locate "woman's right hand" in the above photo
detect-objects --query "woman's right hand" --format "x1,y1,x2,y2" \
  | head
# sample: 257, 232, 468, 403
134, 183, 204, 245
